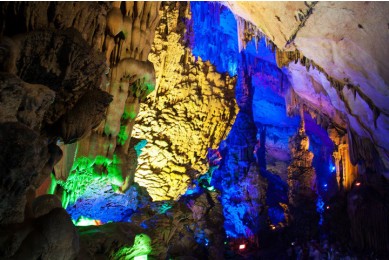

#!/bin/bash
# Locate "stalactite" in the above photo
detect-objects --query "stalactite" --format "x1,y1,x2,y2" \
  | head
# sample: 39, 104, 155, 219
235, 15, 267, 53
348, 128, 383, 173
51, 2, 161, 191
329, 127, 358, 191
275, 46, 383, 131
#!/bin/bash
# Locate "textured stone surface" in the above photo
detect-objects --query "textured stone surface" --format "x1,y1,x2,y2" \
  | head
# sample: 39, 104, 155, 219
287, 113, 319, 240
51, 2, 161, 191
12, 30, 108, 125
77, 222, 145, 259
75, 188, 224, 259
0, 3, 118, 258
227, 1, 389, 178
0, 207, 79, 260
53, 89, 112, 144
132, 3, 238, 201
0, 122, 54, 224
32, 194, 62, 218
0, 72, 55, 130
347, 181, 389, 255
12, 208, 79, 260
225, 1, 310, 49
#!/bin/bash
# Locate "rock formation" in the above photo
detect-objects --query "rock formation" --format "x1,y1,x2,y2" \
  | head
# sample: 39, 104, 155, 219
0, 1, 389, 259
287, 108, 319, 240
132, 2, 238, 201
227, 1, 389, 179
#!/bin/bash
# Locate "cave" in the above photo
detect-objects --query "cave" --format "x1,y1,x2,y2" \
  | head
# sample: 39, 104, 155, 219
0, 1, 388, 259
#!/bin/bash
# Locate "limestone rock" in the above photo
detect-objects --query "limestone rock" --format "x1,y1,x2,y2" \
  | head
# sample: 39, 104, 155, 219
287, 117, 319, 240
132, 3, 239, 201
77, 222, 146, 259
31, 194, 62, 218
0, 72, 55, 131
53, 89, 113, 144
12, 29, 108, 125
12, 208, 79, 260
0, 122, 52, 224
0, 2, 110, 52
226, 1, 389, 178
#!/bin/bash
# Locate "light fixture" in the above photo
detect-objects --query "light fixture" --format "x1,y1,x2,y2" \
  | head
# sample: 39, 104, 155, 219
134, 255, 148, 260
239, 244, 246, 250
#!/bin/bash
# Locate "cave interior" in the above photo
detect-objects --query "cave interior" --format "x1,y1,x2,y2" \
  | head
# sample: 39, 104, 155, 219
0, 1, 389, 259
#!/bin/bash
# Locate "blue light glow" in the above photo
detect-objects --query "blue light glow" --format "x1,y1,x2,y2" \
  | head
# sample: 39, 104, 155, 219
191, 1, 296, 238
268, 207, 286, 225
190, 2, 238, 75
304, 113, 336, 202
66, 184, 144, 224
316, 196, 325, 226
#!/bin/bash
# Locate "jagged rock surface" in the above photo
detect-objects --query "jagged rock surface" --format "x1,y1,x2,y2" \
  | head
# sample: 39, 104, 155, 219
132, 3, 238, 201
0, 202, 79, 260
287, 117, 319, 240
0, 2, 120, 258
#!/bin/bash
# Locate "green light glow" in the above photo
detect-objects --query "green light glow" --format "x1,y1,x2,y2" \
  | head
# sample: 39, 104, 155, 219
72, 216, 102, 226
117, 125, 129, 146
134, 255, 148, 260
123, 107, 137, 120
57, 155, 124, 208
112, 234, 152, 260
144, 83, 155, 96
206, 186, 215, 191
48, 172, 57, 195
199, 166, 218, 192
158, 202, 173, 214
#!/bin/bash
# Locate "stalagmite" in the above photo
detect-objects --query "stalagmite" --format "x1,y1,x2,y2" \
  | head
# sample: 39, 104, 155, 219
329, 128, 358, 191
287, 106, 318, 239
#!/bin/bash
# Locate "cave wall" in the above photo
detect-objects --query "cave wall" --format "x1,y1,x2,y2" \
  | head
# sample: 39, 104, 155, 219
132, 2, 238, 201
1, 1, 389, 258
0, 2, 115, 224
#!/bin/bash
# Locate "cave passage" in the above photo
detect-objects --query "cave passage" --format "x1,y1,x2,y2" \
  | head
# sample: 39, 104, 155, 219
1, 1, 389, 259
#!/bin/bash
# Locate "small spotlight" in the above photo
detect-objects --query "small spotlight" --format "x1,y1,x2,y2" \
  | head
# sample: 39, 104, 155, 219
326, 206, 330, 209
355, 182, 361, 186
239, 244, 246, 250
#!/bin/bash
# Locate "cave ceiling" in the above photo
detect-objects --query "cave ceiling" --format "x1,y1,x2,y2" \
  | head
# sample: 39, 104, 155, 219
227, 1, 389, 178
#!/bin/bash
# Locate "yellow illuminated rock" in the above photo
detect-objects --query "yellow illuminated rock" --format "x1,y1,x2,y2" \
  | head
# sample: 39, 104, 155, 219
132, 3, 238, 201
